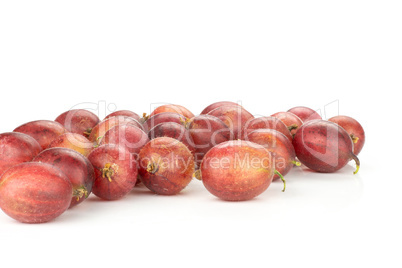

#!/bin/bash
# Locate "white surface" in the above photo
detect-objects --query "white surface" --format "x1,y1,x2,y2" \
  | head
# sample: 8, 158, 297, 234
0, 1, 401, 268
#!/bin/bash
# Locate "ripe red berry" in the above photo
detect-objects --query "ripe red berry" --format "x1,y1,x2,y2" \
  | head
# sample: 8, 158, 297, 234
104, 110, 141, 122
48, 132, 94, 157
328, 115, 365, 155
33, 148, 95, 208
241, 116, 292, 141
88, 116, 143, 143
148, 122, 195, 154
88, 144, 138, 200
200, 140, 283, 201
138, 137, 195, 195
143, 112, 187, 133
271, 112, 303, 137
292, 120, 360, 173
0, 162, 73, 223
287, 106, 321, 122
207, 105, 254, 139
186, 114, 232, 167
14, 120, 67, 150
99, 124, 149, 157
246, 129, 299, 179
149, 104, 194, 119
55, 109, 100, 137
200, 101, 242, 115
0, 132, 42, 176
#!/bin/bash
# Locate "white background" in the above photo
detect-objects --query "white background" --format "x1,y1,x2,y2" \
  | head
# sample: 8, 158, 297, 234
0, 1, 401, 268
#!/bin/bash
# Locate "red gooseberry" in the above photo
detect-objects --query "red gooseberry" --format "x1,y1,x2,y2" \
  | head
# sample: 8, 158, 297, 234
0, 162, 72, 223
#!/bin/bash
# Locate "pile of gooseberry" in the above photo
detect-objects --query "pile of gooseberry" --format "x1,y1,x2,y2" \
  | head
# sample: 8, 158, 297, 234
0, 102, 365, 223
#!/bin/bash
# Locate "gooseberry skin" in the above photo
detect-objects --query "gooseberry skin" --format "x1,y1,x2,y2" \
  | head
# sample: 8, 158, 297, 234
87, 144, 138, 200
148, 122, 196, 154
0, 162, 72, 223
13, 120, 67, 150
287, 106, 322, 122
55, 109, 100, 137
48, 132, 94, 157
241, 116, 293, 141
143, 112, 187, 133
99, 125, 149, 157
200, 140, 274, 201
33, 148, 95, 208
200, 101, 242, 115
88, 116, 144, 143
138, 137, 195, 195
104, 110, 141, 122
246, 129, 297, 180
149, 104, 194, 119
207, 105, 254, 139
271, 112, 303, 136
292, 120, 360, 173
0, 132, 42, 176
186, 114, 232, 167
328, 115, 365, 155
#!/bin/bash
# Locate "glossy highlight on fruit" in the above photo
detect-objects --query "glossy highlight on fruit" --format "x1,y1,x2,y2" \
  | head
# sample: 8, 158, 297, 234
48, 132, 94, 157
88, 144, 138, 200
287, 106, 322, 122
55, 109, 100, 137
207, 105, 254, 139
246, 129, 299, 180
186, 114, 232, 167
138, 137, 195, 195
200, 140, 278, 201
33, 148, 95, 208
328, 115, 365, 155
0, 162, 72, 223
149, 104, 194, 119
0, 132, 42, 176
13, 120, 67, 150
292, 120, 360, 173
241, 116, 293, 141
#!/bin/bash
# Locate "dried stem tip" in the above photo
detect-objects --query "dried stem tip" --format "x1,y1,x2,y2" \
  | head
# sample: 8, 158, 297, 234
101, 163, 115, 182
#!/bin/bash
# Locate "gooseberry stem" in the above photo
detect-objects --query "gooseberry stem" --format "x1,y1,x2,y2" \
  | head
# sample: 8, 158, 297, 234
287, 124, 298, 132
101, 163, 114, 182
350, 133, 359, 144
142, 113, 150, 123
274, 170, 286, 192
147, 162, 159, 174
351, 154, 360, 175
291, 160, 301, 166
193, 169, 201, 180
73, 186, 89, 201
83, 128, 92, 137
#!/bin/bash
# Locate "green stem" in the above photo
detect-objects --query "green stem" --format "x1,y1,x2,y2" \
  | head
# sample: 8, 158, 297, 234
274, 170, 286, 192
351, 154, 360, 175
291, 160, 301, 166
95, 136, 103, 146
